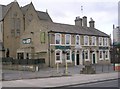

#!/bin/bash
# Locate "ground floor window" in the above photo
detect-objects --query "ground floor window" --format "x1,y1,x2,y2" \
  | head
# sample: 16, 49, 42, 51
17, 53, 24, 59
105, 50, 109, 60
99, 50, 103, 60
84, 49, 90, 61
55, 50, 62, 63
66, 50, 72, 62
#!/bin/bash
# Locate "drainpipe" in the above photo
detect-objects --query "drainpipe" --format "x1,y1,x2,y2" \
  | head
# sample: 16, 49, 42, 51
48, 32, 50, 67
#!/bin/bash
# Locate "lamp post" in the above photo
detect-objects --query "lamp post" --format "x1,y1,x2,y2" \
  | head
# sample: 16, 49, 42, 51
63, 50, 68, 75
102, 50, 105, 72
82, 50, 84, 65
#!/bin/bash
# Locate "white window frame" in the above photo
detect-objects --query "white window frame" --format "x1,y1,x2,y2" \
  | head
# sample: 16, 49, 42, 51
84, 49, 90, 61
99, 50, 103, 60
84, 36, 89, 46
66, 49, 72, 63
55, 33, 61, 45
65, 34, 71, 45
55, 49, 62, 63
99, 37, 103, 46
91, 36, 96, 46
103, 38, 109, 46
105, 50, 109, 60
75, 35, 80, 45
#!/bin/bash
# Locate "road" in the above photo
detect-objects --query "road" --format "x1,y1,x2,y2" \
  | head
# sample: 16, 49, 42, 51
55, 78, 120, 89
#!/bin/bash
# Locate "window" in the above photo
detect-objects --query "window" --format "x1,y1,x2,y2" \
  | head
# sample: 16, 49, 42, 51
65, 34, 71, 45
84, 36, 89, 45
66, 50, 72, 62
55, 33, 61, 44
104, 38, 109, 46
75, 35, 80, 45
40, 32, 46, 43
99, 50, 103, 60
84, 50, 89, 61
15, 18, 20, 36
91, 36, 96, 46
11, 18, 21, 37
11, 18, 15, 37
99, 37, 103, 46
55, 50, 62, 63
105, 50, 109, 59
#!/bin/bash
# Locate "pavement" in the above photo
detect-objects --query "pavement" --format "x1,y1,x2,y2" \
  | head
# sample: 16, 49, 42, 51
2, 64, 115, 81
2, 72, 119, 87
1, 64, 120, 88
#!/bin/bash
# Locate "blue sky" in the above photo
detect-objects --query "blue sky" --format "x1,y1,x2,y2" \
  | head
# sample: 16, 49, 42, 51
0, 0, 119, 38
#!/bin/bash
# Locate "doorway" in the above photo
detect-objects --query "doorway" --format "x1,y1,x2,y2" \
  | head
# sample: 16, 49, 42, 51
76, 54, 79, 65
92, 53, 96, 64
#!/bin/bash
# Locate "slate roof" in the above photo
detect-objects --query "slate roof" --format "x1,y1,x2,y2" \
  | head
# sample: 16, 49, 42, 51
0, 2, 14, 20
0, 2, 53, 22
38, 20, 109, 37
37, 11, 52, 22
49, 22, 109, 37
21, 3, 52, 22
21, 3, 30, 15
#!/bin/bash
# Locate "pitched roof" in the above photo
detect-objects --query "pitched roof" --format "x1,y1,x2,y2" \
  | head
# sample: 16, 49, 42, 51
36, 20, 109, 37
21, 3, 30, 15
37, 11, 53, 22
49, 22, 109, 37
21, 3, 53, 22
0, 2, 14, 20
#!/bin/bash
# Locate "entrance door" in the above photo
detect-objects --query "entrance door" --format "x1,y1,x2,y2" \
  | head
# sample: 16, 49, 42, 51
92, 53, 96, 64
76, 54, 79, 65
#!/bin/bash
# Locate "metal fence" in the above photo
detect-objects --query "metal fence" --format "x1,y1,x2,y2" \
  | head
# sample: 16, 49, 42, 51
2, 57, 45, 65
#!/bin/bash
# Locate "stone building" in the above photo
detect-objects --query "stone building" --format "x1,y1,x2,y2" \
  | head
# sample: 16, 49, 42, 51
17, 17, 111, 67
0, 1, 52, 58
0, 1, 111, 67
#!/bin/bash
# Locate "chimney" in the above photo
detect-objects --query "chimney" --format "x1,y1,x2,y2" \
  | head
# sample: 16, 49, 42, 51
82, 16, 87, 27
89, 18, 95, 28
75, 16, 82, 26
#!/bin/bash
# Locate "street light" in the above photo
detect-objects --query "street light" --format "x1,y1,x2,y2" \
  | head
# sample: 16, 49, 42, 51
62, 50, 68, 75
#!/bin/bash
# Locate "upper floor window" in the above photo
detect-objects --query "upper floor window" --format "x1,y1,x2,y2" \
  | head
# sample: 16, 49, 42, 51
65, 34, 71, 45
84, 36, 89, 45
11, 18, 20, 37
75, 35, 80, 45
55, 50, 62, 63
99, 37, 103, 46
91, 36, 96, 46
104, 38, 109, 46
40, 32, 46, 44
55, 33, 61, 44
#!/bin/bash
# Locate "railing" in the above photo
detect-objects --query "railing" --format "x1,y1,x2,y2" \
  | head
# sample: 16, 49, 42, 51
2, 57, 45, 65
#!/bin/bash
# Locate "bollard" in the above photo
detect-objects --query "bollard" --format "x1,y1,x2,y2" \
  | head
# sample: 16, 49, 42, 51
57, 63, 59, 74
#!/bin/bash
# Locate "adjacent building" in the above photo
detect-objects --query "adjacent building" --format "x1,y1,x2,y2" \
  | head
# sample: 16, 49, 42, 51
113, 26, 120, 45
0, 1, 111, 67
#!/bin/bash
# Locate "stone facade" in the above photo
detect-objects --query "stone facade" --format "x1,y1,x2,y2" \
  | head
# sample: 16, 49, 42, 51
0, 1, 111, 67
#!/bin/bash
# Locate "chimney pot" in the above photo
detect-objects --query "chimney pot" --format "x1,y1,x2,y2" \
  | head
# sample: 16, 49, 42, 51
89, 18, 95, 28
75, 16, 82, 26
82, 16, 87, 27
